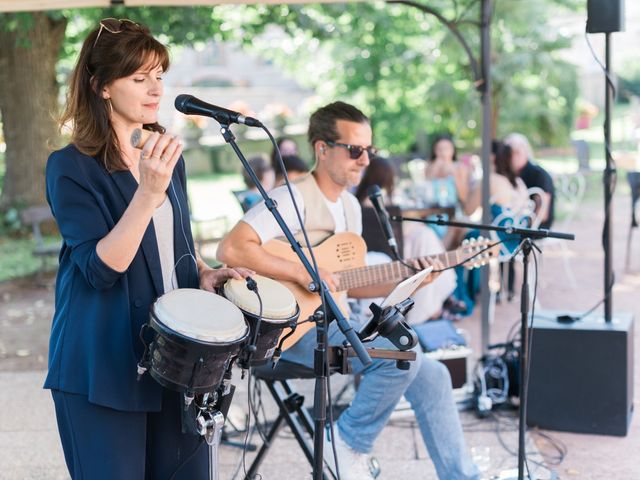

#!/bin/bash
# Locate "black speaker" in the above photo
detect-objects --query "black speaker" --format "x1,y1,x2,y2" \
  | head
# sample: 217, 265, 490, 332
587, 0, 625, 33
526, 310, 634, 436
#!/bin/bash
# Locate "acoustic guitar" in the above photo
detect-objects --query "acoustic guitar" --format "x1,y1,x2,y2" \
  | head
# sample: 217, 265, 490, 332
263, 232, 497, 350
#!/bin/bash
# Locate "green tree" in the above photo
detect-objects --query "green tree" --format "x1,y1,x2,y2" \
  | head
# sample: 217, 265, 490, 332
0, 7, 225, 209
0, 1, 582, 209
235, 0, 580, 152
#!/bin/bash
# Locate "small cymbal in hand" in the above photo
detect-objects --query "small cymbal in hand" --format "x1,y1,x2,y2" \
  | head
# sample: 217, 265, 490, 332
130, 128, 153, 149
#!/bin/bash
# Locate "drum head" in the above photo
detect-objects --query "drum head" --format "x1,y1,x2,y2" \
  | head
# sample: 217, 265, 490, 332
224, 275, 297, 321
153, 289, 247, 343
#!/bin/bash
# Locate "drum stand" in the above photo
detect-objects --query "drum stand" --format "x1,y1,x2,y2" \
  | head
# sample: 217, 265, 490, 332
198, 409, 225, 480
192, 373, 237, 480
218, 122, 372, 480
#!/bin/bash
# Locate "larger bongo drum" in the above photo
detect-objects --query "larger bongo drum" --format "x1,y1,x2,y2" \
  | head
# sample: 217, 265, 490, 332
223, 275, 299, 365
147, 289, 249, 394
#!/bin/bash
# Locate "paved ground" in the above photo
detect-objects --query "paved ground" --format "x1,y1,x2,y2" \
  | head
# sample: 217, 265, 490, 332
1, 178, 639, 479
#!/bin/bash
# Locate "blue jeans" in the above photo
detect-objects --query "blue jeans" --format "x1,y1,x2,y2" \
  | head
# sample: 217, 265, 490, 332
281, 319, 480, 480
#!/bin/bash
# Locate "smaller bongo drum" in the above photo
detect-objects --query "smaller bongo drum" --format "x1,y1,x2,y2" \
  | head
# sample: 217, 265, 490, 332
223, 275, 299, 365
146, 289, 249, 394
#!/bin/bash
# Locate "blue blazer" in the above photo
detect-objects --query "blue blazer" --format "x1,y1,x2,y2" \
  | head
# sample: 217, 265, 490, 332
44, 145, 199, 412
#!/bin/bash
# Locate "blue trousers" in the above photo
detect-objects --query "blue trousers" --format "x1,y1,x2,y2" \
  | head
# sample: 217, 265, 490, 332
281, 320, 480, 480
51, 388, 208, 480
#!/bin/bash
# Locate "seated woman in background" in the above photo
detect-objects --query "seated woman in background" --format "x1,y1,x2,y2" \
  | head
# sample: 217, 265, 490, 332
355, 156, 458, 323
456, 141, 530, 311
465, 141, 529, 216
425, 134, 471, 208
273, 154, 310, 186
239, 154, 275, 211
424, 134, 473, 249
271, 136, 299, 161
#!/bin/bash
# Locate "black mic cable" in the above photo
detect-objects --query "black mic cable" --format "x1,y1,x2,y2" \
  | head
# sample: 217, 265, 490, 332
367, 184, 402, 261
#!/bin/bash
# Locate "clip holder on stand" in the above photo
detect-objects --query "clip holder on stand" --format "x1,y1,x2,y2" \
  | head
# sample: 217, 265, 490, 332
218, 123, 371, 480
360, 299, 419, 360
190, 370, 236, 480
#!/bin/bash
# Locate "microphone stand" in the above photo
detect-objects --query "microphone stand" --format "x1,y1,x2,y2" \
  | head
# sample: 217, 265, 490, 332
218, 124, 372, 480
392, 214, 574, 480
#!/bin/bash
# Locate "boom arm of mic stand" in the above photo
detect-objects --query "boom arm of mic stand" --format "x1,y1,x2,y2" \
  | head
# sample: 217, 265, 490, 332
218, 124, 372, 366
391, 215, 575, 241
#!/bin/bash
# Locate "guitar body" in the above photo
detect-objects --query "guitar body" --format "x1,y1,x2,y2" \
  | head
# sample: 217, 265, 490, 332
257, 231, 496, 351
263, 232, 368, 350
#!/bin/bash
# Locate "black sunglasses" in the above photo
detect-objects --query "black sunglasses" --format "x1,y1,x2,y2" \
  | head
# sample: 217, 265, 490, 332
325, 140, 379, 160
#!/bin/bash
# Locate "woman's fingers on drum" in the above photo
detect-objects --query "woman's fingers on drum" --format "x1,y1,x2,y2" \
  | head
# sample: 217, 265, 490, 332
197, 269, 214, 291
233, 267, 256, 279
205, 267, 254, 286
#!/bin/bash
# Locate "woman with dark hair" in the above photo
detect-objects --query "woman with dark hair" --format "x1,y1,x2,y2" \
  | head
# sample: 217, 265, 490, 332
356, 156, 457, 323
354, 154, 395, 203
270, 136, 299, 167
465, 142, 528, 215
240, 154, 275, 211
273, 154, 309, 186
46, 19, 252, 478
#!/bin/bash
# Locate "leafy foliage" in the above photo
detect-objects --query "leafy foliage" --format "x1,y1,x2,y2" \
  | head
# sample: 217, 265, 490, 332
0, 0, 582, 193
225, 0, 580, 152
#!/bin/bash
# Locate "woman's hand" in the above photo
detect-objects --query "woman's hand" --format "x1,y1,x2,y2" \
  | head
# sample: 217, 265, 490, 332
137, 132, 183, 204
199, 265, 256, 292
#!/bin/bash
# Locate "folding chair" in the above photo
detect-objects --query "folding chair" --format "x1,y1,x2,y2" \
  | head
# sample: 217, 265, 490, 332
245, 360, 336, 480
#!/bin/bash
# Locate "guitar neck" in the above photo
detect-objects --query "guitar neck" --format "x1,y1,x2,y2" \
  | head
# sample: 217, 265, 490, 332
336, 250, 459, 291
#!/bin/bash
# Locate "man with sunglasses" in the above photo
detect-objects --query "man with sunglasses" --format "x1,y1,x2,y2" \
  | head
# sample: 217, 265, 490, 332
217, 101, 479, 480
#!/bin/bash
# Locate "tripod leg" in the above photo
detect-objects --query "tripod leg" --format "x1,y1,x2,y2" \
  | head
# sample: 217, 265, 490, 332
245, 414, 285, 480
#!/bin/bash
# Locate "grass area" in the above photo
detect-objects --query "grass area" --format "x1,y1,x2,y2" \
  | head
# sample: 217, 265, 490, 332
0, 235, 59, 282
0, 172, 241, 283
187, 172, 245, 225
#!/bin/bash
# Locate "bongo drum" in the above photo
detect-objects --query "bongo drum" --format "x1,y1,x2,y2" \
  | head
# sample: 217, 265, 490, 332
223, 275, 299, 365
147, 288, 249, 394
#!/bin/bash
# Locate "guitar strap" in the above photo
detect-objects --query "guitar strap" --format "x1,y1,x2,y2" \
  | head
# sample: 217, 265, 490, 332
281, 173, 360, 247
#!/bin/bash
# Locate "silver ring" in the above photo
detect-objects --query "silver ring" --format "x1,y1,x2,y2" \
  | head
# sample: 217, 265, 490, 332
160, 155, 168, 162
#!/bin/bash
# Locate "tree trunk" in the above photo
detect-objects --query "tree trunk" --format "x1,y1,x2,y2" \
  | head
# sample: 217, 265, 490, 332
0, 13, 67, 208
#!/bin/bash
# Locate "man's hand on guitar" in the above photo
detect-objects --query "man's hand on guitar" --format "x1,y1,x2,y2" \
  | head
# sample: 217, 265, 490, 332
297, 266, 340, 293
408, 256, 444, 286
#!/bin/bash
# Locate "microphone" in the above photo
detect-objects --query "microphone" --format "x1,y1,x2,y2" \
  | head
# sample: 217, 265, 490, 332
174, 94, 262, 127
367, 184, 400, 260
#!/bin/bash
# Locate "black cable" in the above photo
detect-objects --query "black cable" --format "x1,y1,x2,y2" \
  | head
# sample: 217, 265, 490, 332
522, 246, 540, 479
530, 430, 567, 466
585, 28, 619, 307
584, 31, 617, 100
262, 126, 341, 478
168, 438, 205, 480
577, 273, 616, 320
473, 243, 569, 478
240, 286, 268, 479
